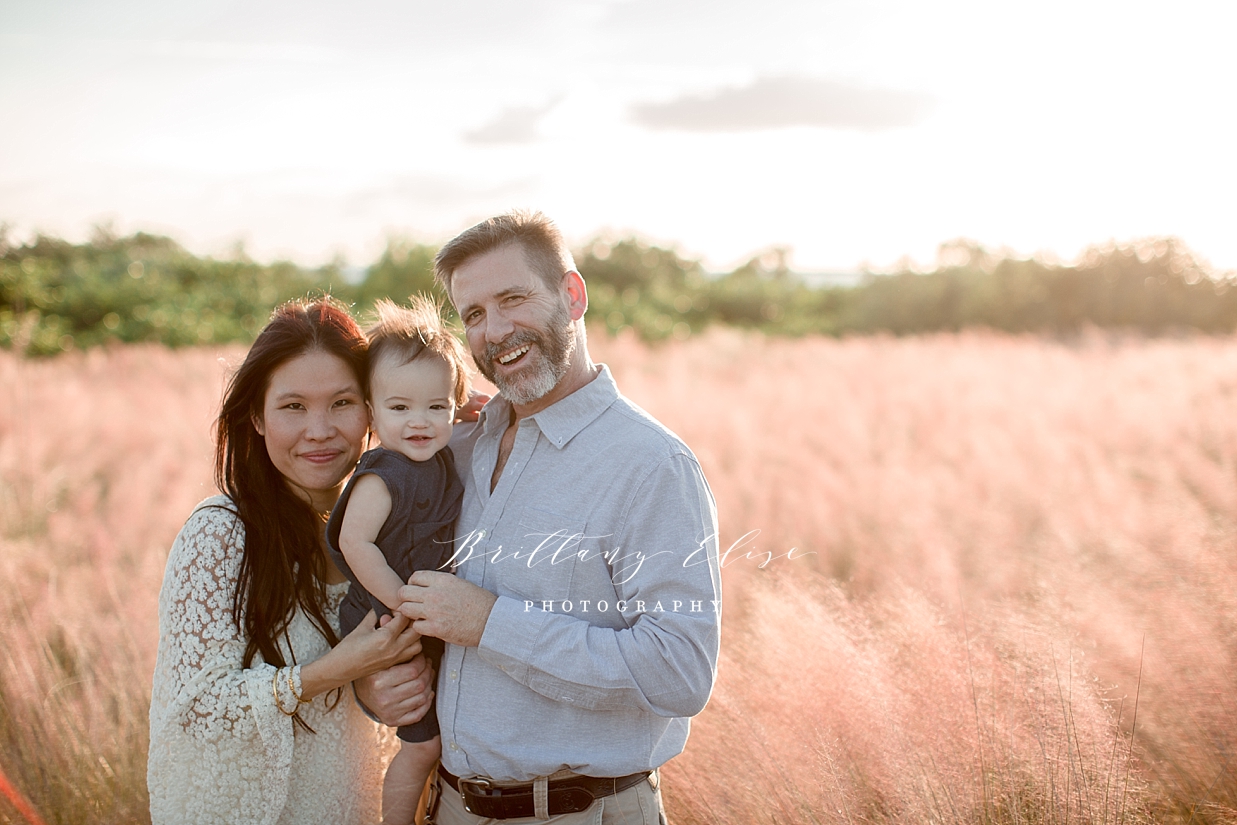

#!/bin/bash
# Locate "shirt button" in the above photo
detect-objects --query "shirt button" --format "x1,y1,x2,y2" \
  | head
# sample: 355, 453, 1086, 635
449, 742, 459, 751
477, 530, 486, 539
450, 670, 459, 680
498, 665, 506, 672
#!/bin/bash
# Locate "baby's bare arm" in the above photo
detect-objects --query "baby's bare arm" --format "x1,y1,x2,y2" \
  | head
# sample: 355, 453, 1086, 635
337, 474, 406, 611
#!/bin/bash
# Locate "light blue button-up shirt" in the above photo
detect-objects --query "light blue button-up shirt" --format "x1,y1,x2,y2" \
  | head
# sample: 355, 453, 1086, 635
437, 365, 722, 782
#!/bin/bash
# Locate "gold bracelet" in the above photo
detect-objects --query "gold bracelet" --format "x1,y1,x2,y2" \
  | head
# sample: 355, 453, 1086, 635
273, 668, 300, 716
287, 666, 308, 706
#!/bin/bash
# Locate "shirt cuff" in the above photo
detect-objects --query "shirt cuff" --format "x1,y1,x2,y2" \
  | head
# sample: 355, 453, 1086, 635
476, 595, 548, 677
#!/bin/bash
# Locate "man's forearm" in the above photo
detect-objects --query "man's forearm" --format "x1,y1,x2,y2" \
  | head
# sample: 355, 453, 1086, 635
476, 581, 720, 718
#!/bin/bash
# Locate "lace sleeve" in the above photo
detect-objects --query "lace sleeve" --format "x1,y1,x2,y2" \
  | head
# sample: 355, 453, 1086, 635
147, 496, 299, 825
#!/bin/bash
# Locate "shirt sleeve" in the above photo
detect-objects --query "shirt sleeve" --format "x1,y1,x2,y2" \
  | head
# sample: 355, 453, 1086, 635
146, 501, 298, 825
475, 453, 722, 718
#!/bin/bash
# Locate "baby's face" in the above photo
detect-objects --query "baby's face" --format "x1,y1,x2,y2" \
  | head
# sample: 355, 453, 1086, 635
368, 354, 456, 463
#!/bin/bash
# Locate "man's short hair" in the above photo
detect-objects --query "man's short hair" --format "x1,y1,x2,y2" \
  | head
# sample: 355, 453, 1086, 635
434, 210, 577, 298
365, 295, 470, 408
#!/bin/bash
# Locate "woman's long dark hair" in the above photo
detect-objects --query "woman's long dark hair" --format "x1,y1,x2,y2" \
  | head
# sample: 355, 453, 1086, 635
214, 297, 368, 670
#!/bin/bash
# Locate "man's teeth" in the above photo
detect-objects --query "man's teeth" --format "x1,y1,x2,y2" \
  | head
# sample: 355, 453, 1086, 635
498, 345, 530, 365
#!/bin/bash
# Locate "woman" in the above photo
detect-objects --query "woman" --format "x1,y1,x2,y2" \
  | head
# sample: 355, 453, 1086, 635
148, 297, 430, 824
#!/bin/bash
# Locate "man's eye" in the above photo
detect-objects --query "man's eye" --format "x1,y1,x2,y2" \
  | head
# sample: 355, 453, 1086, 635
333, 398, 353, 407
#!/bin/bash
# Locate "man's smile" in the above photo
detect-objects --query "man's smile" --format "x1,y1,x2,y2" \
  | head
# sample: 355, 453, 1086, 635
496, 343, 531, 367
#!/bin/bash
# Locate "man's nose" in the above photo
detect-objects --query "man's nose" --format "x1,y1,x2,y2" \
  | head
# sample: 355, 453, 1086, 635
485, 309, 515, 344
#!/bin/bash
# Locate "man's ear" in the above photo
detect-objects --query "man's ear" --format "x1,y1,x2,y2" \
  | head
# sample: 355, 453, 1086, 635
251, 412, 265, 437
563, 270, 588, 321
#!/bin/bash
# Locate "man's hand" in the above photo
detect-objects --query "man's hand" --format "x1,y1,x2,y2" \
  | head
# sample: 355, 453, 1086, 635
398, 570, 498, 647
353, 630, 436, 728
455, 390, 492, 423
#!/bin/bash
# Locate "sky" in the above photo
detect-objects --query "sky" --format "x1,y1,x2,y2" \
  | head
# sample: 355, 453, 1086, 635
1, 0, 1235, 274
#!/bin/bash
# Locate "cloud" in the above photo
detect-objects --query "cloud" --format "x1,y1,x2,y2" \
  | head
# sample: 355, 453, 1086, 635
463, 99, 561, 146
630, 76, 934, 133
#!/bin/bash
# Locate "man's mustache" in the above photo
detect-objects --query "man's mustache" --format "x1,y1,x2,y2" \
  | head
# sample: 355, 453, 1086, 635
478, 331, 540, 370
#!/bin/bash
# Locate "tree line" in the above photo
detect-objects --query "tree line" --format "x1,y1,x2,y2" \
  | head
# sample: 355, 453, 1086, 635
1, 227, 1234, 355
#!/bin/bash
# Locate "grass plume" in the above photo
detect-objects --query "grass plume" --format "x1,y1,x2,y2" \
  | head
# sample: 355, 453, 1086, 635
3, 330, 1236, 823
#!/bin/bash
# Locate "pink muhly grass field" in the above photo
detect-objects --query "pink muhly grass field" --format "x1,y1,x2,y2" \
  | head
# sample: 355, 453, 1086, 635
2, 330, 1236, 824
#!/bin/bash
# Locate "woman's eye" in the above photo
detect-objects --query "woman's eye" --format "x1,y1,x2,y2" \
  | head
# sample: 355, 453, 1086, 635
283, 402, 305, 411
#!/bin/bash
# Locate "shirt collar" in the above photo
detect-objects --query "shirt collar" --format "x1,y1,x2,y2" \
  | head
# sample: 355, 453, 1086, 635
476, 364, 619, 450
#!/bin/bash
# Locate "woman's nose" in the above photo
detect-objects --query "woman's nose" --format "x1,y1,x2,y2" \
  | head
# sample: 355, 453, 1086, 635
305, 408, 335, 439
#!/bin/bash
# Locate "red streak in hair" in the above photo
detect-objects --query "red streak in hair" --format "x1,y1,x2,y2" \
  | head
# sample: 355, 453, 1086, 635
0, 764, 47, 825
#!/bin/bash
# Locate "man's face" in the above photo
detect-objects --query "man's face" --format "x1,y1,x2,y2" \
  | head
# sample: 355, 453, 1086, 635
451, 243, 575, 406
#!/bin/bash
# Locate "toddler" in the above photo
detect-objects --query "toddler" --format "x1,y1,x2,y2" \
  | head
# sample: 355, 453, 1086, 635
326, 296, 469, 825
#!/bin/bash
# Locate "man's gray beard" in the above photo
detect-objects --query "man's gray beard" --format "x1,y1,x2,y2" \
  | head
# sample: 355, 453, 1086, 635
477, 302, 575, 406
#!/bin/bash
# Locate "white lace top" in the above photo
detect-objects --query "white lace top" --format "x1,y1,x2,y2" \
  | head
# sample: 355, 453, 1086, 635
148, 496, 395, 825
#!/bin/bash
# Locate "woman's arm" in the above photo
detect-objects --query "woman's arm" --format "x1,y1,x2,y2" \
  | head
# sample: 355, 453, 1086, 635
149, 498, 423, 823
152, 499, 421, 720
149, 500, 292, 823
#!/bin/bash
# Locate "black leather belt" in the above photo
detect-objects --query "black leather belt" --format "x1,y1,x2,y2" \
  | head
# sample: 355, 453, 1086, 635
438, 764, 649, 819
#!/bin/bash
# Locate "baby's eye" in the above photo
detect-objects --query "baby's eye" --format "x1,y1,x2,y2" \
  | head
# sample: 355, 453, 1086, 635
430, 403, 448, 411
390, 404, 408, 411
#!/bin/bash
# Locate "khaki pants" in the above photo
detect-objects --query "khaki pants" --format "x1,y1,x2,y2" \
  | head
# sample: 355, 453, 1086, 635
428, 771, 668, 825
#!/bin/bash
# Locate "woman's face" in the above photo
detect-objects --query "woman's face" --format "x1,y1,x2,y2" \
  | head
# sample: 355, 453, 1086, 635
253, 349, 368, 511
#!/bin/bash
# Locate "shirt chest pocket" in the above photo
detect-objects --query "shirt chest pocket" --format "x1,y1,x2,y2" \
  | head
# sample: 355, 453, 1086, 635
492, 507, 587, 603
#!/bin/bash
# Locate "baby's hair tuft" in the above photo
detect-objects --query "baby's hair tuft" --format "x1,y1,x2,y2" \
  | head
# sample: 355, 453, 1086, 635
365, 295, 470, 408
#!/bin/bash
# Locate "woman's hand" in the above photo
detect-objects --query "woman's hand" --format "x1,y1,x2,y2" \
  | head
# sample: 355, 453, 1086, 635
299, 610, 422, 700
343, 609, 424, 675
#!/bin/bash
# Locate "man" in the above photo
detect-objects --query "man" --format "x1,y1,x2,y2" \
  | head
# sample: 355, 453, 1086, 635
397, 210, 722, 824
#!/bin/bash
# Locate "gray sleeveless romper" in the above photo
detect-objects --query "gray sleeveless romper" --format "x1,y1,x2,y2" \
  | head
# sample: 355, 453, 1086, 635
326, 446, 463, 742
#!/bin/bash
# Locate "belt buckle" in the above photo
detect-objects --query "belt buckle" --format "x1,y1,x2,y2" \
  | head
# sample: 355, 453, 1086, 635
458, 777, 495, 816
459, 776, 494, 795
